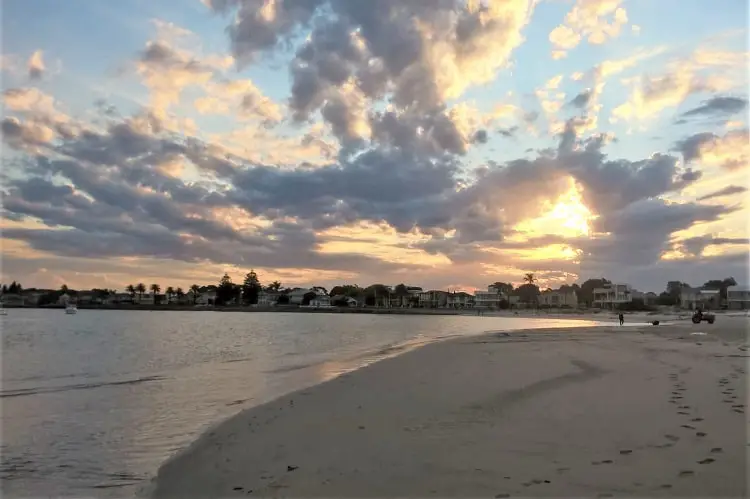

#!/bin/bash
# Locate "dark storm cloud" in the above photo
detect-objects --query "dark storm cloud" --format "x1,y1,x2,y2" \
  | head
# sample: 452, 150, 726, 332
697, 185, 748, 202
680, 96, 748, 118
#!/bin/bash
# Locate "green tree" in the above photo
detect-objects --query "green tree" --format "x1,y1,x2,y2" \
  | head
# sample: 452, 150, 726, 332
276, 294, 290, 305
150, 284, 161, 304
126, 284, 136, 297
242, 270, 262, 305
165, 286, 175, 304
514, 283, 541, 305
190, 284, 200, 304
267, 281, 282, 292
176, 287, 185, 303
330, 284, 362, 297
216, 273, 237, 305
523, 273, 536, 285
136, 283, 146, 302
302, 291, 316, 306
60, 284, 69, 294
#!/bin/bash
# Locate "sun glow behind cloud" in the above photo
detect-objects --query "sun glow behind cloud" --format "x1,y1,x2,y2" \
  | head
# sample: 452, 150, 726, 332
513, 179, 595, 238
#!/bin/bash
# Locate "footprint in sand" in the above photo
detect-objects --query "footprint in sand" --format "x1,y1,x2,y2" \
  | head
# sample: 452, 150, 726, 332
678, 470, 695, 477
659, 484, 673, 489
678, 405, 691, 409
678, 411, 690, 415
732, 404, 744, 408
733, 409, 744, 414
494, 494, 511, 498
619, 450, 633, 455
710, 447, 723, 453
665, 434, 680, 442
691, 417, 704, 422
696, 432, 707, 437
681, 424, 696, 430
698, 458, 715, 464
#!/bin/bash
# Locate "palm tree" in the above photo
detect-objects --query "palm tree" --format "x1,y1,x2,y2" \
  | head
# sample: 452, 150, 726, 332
165, 286, 175, 304
523, 273, 536, 285
190, 284, 200, 304
136, 283, 146, 302
126, 284, 135, 297
176, 287, 185, 304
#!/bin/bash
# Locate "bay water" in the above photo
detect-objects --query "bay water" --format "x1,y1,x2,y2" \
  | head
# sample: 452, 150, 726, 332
1, 309, 601, 497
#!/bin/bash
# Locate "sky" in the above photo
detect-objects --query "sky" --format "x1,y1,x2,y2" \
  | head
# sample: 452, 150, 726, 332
1, 0, 749, 293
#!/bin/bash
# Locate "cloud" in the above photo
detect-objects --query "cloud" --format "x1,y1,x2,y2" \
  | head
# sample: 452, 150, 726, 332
679, 95, 748, 119
549, 0, 628, 58
194, 79, 283, 125
675, 235, 750, 257
697, 185, 748, 202
27, 50, 45, 80
569, 89, 592, 108
675, 129, 749, 170
209, 0, 534, 149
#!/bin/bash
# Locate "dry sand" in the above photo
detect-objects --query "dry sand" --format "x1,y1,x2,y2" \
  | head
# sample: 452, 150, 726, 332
148, 319, 748, 498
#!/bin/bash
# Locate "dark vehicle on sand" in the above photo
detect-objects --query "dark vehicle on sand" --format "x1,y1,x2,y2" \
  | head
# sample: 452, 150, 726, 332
692, 309, 715, 324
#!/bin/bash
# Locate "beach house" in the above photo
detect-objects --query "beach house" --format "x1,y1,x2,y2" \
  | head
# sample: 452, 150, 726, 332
473, 285, 506, 309
257, 289, 279, 306
539, 288, 578, 308
446, 291, 475, 309
679, 287, 720, 310
592, 283, 632, 309
418, 290, 450, 308
727, 286, 750, 310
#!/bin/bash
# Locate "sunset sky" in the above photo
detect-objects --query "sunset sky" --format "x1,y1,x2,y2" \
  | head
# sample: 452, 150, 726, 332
1, 0, 748, 293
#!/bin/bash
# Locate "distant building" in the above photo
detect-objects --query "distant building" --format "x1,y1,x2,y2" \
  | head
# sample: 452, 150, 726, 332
727, 286, 750, 310
679, 287, 720, 310
331, 295, 358, 307
0, 293, 25, 306
447, 292, 475, 309
418, 290, 450, 308
592, 283, 632, 309
257, 290, 279, 306
474, 285, 506, 309
134, 293, 155, 305
539, 289, 578, 308
309, 295, 331, 308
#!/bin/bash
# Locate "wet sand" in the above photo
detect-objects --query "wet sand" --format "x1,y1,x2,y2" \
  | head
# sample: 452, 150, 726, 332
148, 319, 748, 498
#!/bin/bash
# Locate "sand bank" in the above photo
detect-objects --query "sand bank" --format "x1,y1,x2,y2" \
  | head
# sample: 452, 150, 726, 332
149, 319, 748, 498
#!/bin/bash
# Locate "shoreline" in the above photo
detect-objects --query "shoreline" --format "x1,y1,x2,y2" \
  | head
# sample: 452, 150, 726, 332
145, 318, 748, 497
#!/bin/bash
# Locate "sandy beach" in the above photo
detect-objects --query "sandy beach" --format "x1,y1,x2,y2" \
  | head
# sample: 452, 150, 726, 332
148, 318, 748, 498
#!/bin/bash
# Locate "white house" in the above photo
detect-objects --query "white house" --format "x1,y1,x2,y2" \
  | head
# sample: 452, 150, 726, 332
592, 283, 632, 308
727, 286, 750, 310
447, 292, 475, 308
257, 290, 279, 306
134, 293, 155, 305
418, 290, 450, 308
309, 295, 331, 308
680, 287, 720, 310
539, 289, 578, 308
474, 285, 506, 309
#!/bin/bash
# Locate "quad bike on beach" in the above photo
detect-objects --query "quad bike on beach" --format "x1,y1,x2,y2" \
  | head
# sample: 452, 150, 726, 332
692, 310, 715, 324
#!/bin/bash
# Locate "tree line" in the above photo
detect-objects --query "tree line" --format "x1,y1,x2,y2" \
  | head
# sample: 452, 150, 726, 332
2, 274, 738, 308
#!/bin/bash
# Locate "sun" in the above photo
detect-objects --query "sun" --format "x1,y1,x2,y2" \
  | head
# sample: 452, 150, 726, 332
514, 179, 596, 238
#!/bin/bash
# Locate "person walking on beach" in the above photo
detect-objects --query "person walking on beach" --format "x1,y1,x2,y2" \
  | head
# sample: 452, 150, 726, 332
618, 313, 624, 326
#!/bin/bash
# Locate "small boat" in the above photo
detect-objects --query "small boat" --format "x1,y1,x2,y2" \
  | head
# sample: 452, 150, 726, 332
65, 304, 78, 315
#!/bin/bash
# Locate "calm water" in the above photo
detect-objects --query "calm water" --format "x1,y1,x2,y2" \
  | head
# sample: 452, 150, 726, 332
1, 309, 601, 497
